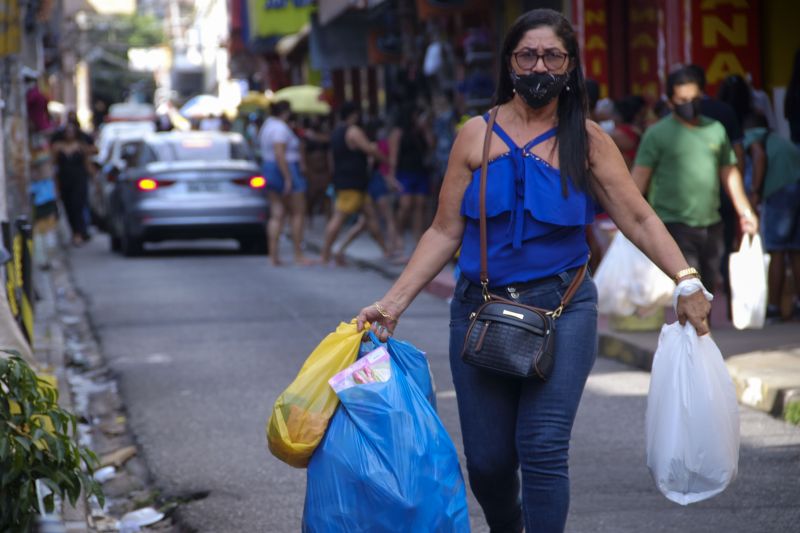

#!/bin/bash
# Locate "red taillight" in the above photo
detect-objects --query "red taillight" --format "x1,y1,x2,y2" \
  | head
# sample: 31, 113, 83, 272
137, 178, 158, 191
234, 175, 267, 189
136, 178, 175, 191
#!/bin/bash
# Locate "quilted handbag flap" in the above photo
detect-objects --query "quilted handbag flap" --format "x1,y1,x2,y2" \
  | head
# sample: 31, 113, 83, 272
475, 301, 551, 336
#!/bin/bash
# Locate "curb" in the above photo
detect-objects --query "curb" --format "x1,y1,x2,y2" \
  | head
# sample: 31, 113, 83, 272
597, 333, 654, 373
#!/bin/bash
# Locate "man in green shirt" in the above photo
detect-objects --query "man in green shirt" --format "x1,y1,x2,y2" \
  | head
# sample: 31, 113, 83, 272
632, 66, 758, 294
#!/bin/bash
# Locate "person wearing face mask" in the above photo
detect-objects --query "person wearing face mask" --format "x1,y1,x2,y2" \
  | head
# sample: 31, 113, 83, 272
355, 10, 718, 532
632, 66, 758, 300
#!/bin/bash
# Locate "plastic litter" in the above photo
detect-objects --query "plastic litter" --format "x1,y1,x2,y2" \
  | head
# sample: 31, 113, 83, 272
118, 507, 165, 532
92, 466, 116, 483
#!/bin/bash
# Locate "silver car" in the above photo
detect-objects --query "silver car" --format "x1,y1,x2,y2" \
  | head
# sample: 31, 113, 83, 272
108, 131, 268, 256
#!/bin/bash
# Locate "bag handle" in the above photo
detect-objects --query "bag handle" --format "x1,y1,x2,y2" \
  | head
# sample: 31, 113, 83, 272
478, 106, 587, 317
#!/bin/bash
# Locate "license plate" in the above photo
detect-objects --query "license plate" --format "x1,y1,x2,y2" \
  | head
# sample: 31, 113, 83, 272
187, 181, 220, 193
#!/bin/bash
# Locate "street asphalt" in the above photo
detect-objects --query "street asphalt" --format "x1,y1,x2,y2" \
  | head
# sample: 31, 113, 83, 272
63, 234, 800, 532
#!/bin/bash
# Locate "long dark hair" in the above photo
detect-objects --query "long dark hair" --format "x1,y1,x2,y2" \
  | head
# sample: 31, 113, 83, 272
495, 9, 589, 195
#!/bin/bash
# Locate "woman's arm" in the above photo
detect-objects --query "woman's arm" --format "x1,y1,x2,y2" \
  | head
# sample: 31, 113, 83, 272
586, 121, 711, 333
273, 143, 292, 195
357, 117, 486, 339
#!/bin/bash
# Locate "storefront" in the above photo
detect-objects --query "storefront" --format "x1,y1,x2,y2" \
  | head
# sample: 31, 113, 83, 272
571, 0, 800, 137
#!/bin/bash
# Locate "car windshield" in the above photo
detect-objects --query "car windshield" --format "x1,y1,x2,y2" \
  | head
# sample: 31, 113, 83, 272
151, 137, 252, 162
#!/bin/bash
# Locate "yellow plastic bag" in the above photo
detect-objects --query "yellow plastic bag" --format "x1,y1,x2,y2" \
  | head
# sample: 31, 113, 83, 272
267, 319, 365, 468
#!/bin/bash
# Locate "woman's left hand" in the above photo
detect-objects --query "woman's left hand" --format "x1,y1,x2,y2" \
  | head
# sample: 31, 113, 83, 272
676, 289, 711, 336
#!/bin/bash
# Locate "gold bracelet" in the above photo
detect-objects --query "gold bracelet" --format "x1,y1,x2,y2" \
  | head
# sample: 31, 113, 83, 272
674, 267, 700, 282
373, 301, 397, 322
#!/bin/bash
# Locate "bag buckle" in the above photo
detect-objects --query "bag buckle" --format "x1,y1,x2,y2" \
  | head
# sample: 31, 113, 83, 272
481, 281, 491, 302
548, 305, 564, 318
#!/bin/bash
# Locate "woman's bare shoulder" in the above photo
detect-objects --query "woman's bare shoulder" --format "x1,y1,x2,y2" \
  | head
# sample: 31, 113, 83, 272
585, 119, 616, 153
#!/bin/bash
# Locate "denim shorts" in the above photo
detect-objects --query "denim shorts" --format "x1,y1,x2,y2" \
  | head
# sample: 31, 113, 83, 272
448, 268, 598, 532
262, 160, 307, 194
762, 181, 800, 251
396, 170, 429, 196
368, 170, 389, 200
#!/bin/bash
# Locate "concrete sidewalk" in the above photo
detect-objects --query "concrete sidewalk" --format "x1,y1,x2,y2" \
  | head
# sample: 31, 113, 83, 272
302, 214, 800, 420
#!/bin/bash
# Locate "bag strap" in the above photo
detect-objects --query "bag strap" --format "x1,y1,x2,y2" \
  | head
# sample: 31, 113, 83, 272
478, 106, 587, 317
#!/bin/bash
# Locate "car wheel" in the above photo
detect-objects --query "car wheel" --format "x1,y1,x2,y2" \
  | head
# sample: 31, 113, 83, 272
238, 236, 268, 255
121, 227, 143, 257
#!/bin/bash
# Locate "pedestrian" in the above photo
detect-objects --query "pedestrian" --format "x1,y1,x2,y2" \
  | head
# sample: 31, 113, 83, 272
684, 65, 746, 311
743, 113, 800, 321
632, 66, 758, 297
609, 95, 646, 169
785, 49, 800, 147
52, 123, 92, 246
431, 91, 458, 205
301, 115, 333, 220
259, 100, 312, 266
357, 9, 714, 532
319, 102, 388, 265
389, 104, 433, 260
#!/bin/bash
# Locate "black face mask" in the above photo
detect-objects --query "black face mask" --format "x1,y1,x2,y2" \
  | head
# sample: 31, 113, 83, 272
674, 99, 701, 122
510, 71, 570, 109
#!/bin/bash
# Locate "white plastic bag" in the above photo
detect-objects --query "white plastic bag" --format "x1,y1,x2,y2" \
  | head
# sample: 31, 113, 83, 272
646, 322, 740, 505
595, 232, 675, 316
729, 233, 769, 330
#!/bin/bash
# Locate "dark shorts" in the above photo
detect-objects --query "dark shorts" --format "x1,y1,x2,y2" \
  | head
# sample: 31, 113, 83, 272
762, 181, 800, 252
33, 201, 58, 221
396, 170, 429, 196
665, 221, 723, 293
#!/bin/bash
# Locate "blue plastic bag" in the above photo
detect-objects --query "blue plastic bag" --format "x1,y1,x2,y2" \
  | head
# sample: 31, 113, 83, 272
361, 332, 437, 410
303, 339, 469, 532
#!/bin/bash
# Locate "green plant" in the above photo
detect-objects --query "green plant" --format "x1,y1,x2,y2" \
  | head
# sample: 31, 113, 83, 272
785, 400, 800, 426
1, 353, 104, 531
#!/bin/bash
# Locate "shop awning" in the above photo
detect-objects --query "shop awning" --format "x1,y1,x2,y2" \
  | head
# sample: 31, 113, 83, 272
319, 0, 388, 26
276, 22, 311, 57
310, 11, 369, 70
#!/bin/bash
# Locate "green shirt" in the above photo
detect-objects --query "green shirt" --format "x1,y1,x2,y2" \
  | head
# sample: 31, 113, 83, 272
743, 127, 800, 199
635, 115, 737, 227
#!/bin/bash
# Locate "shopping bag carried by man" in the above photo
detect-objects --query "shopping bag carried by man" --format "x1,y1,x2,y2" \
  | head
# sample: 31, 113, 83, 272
646, 322, 740, 505
266, 320, 364, 468
303, 338, 469, 532
729, 233, 769, 329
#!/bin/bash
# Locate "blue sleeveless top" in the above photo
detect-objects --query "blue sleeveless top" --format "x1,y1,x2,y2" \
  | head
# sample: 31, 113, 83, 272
458, 113, 596, 286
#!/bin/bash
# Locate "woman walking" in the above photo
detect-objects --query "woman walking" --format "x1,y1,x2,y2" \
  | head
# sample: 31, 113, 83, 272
357, 9, 713, 532
52, 123, 92, 246
388, 105, 433, 259
259, 101, 312, 265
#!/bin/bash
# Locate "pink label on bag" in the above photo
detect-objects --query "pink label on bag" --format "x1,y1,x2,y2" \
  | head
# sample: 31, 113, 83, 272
329, 346, 392, 393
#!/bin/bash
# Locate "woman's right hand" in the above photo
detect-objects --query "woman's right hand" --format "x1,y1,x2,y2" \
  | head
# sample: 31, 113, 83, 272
356, 301, 399, 342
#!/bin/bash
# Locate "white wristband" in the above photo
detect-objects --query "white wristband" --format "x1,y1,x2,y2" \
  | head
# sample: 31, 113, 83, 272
672, 277, 713, 313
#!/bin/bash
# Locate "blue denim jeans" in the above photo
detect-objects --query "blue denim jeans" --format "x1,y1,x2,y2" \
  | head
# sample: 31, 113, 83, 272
449, 269, 598, 533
